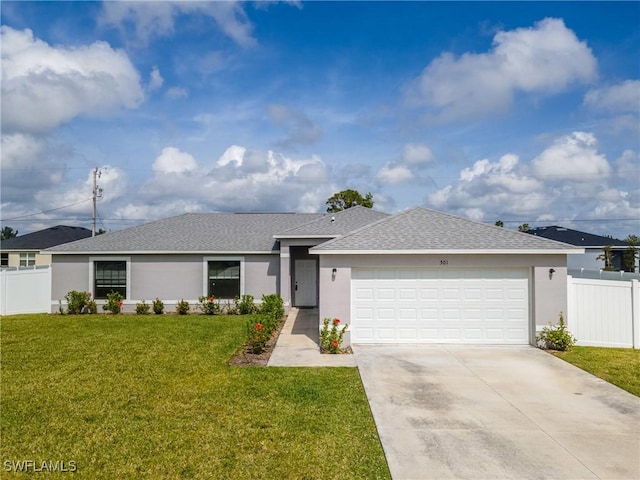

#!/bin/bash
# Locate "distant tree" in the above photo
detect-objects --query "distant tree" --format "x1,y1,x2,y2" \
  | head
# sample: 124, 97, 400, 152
97, 228, 106, 235
495, 220, 504, 228
326, 189, 374, 213
1, 226, 18, 240
622, 234, 639, 273
597, 245, 615, 271
518, 223, 530, 232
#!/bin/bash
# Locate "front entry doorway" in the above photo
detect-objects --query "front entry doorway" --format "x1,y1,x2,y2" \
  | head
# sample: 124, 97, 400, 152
294, 258, 317, 307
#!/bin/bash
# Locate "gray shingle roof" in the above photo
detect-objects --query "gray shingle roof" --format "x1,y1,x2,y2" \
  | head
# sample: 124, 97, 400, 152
276, 206, 389, 237
46, 213, 322, 253
311, 207, 581, 253
1, 225, 92, 251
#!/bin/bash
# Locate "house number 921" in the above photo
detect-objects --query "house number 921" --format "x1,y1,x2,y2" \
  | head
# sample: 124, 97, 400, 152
440, 260, 448, 265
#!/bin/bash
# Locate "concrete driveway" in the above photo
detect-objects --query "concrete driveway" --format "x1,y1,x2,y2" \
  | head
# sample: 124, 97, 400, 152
354, 345, 640, 480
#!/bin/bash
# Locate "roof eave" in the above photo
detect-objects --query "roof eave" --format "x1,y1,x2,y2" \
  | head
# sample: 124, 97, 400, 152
273, 234, 337, 239
46, 250, 280, 255
309, 248, 585, 255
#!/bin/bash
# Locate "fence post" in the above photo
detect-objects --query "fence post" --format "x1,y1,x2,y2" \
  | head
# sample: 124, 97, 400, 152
632, 279, 639, 349
0, 270, 6, 316
566, 275, 576, 339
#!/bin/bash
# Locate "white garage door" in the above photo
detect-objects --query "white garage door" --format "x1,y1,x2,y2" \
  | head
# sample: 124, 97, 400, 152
351, 267, 530, 344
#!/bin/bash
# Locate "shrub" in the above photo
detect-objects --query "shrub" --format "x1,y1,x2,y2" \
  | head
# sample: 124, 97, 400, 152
198, 296, 220, 315
86, 299, 98, 314
225, 299, 239, 315
176, 299, 190, 315
536, 312, 576, 351
103, 291, 124, 314
260, 294, 284, 320
320, 317, 348, 354
247, 316, 277, 353
64, 290, 93, 314
135, 300, 151, 315
152, 298, 164, 315
237, 294, 257, 314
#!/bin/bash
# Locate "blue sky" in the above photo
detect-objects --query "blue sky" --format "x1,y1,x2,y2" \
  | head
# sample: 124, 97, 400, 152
1, 1, 639, 239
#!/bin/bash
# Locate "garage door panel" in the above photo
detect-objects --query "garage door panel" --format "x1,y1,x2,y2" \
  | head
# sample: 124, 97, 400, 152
377, 308, 395, 320
355, 287, 374, 300
351, 267, 529, 344
377, 288, 395, 300
399, 288, 417, 300
377, 328, 395, 339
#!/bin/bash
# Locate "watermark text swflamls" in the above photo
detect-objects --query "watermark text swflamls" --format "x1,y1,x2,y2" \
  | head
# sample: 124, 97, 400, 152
4, 460, 77, 473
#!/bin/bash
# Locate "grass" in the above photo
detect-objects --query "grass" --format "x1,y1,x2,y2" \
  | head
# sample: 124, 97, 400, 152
1, 314, 390, 479
552, 346, 640, 397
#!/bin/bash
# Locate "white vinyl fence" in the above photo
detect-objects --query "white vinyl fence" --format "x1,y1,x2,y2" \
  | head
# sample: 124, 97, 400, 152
567, 276, 639, 349
0, 266, 52, 315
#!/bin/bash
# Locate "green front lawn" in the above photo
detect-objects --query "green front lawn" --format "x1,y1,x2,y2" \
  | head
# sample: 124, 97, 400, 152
552, 346, 640, 397
1, 314, 390, 479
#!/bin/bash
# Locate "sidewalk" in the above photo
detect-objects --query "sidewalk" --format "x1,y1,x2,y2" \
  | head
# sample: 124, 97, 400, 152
268, 308, 356, 367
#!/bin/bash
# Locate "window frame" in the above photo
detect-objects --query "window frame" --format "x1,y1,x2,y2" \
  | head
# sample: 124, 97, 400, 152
89, 256, 131, 300
19, 252, 36, 267
1, 253, 8, 267
203, 256, 245, 300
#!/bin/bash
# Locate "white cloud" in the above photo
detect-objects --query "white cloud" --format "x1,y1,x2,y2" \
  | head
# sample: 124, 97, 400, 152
32, 166, 128, 216
531, 131, 611, 182
426, 132, 638, 235
99, 1, 256, 47
165, 86, 189, 100
1, 26, 144, 134
217, 145, 246, 167
584, 80, 640, 113
406, 18, 597, 122
1, 133, 46, 169
376, 165, 414, 185
152, 147, 198, 174
429, 153, 547, 220
403, 143, 435, 164
137, 146, 333, 214
149, 65, 163, 91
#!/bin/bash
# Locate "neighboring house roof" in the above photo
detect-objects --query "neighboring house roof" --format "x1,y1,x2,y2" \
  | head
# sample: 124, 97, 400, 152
1, 225, 92, 251
275, 206, 390, 238
524, 225, 628, 248
45, 213, 322, 254
310, 207, 583, 254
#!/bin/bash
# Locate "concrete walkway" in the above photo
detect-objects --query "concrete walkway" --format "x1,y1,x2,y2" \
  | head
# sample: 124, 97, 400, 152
268, 308, 356, 367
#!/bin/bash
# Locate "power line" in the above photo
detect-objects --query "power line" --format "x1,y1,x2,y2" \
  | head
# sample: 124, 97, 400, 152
0, 199, 92, 222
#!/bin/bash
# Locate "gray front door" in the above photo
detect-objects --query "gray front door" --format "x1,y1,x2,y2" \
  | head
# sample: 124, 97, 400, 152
294, 259, 317, 307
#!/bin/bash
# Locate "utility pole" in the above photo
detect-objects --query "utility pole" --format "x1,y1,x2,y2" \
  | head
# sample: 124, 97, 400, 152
92, 168, 103, 237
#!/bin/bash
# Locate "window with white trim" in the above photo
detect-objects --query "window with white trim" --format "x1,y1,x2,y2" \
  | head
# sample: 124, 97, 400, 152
94, 261, 127, 299
1, 253, 8, 267
19, 252, 35, 267
207, 260, 241, 299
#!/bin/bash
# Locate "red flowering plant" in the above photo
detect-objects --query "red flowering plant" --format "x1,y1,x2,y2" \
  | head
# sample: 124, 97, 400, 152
198, 295, 220, 315
320, 317, 348, 354
245, 318, 271, 354
103, 291, 124, 314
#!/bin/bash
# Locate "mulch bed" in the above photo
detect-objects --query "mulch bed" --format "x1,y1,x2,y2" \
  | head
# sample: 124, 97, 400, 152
228, 318, 287, 367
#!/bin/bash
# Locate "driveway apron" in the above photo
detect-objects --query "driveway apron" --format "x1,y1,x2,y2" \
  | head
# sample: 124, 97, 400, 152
354, 345, 640, 480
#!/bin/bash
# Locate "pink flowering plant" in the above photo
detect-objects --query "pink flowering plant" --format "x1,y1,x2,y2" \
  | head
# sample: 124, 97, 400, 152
198, 296, 220, 315
103, 291, 124, 314
320, 317, 348, 354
